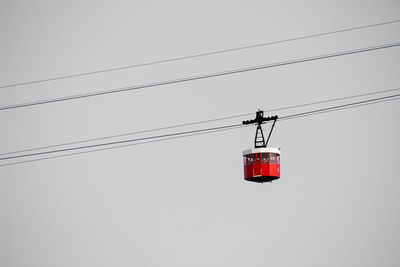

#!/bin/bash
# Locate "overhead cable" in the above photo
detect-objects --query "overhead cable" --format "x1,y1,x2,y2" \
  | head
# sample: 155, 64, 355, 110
1, 93, 399, 165
0, 125, 248, 167
1, 87, 398, 157
1, 95, 398, 167
1, 19, 399, 90
280, 96, 400, 121
0, 124, 244, 161
279, 94, 400, 120
1, 42, 399, 112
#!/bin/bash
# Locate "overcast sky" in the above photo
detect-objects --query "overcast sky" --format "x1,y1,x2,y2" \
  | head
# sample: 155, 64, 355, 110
1, 1, 400, 266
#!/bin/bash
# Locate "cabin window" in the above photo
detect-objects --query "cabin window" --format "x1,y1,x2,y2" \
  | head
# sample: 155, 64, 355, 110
277, 154, 280, 165
256, 154, 260, 164
246, 155, 253, 165
270, 153, 276, 164
262, 153, 269, 163
243, 156, 247, 166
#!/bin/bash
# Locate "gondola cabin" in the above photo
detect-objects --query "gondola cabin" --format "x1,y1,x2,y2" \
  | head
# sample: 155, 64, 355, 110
242, 147, 280, 183
241, 111, 280, 183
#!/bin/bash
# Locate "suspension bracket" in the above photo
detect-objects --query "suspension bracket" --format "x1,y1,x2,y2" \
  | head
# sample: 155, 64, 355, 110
242, 111, 278, 148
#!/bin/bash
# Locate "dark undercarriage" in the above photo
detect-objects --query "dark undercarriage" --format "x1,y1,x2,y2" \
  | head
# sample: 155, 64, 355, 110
245, 176, 280, 183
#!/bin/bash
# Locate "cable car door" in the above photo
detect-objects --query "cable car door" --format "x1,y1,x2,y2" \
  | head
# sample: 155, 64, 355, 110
253, 153, 262, 177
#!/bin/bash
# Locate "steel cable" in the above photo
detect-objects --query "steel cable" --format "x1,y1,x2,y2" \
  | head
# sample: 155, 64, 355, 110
1, 42, 399, 111
1, 93, 399, 166
1, 19, 399, 89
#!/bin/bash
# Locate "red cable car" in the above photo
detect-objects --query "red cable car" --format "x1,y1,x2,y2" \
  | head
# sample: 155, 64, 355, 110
242, 147, 280, 183
242, 111, 280, 183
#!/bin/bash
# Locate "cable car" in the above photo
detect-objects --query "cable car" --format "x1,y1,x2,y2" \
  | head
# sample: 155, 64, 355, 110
242, 111, 280, 183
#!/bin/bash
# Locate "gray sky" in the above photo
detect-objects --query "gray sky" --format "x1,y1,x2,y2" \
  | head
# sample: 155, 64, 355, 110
0, 1, 400, 266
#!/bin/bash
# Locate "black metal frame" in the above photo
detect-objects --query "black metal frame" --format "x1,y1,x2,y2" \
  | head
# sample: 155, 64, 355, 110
242, 111, 278, 148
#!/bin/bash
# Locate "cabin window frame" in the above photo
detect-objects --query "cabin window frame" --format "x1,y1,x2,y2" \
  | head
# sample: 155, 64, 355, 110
270, 153, 276, 164
262, 153, 269, 164
246, 154, 253, 165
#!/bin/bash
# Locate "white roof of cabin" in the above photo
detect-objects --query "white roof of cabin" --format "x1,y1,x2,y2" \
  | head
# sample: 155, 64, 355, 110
242, 147, 280, 156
